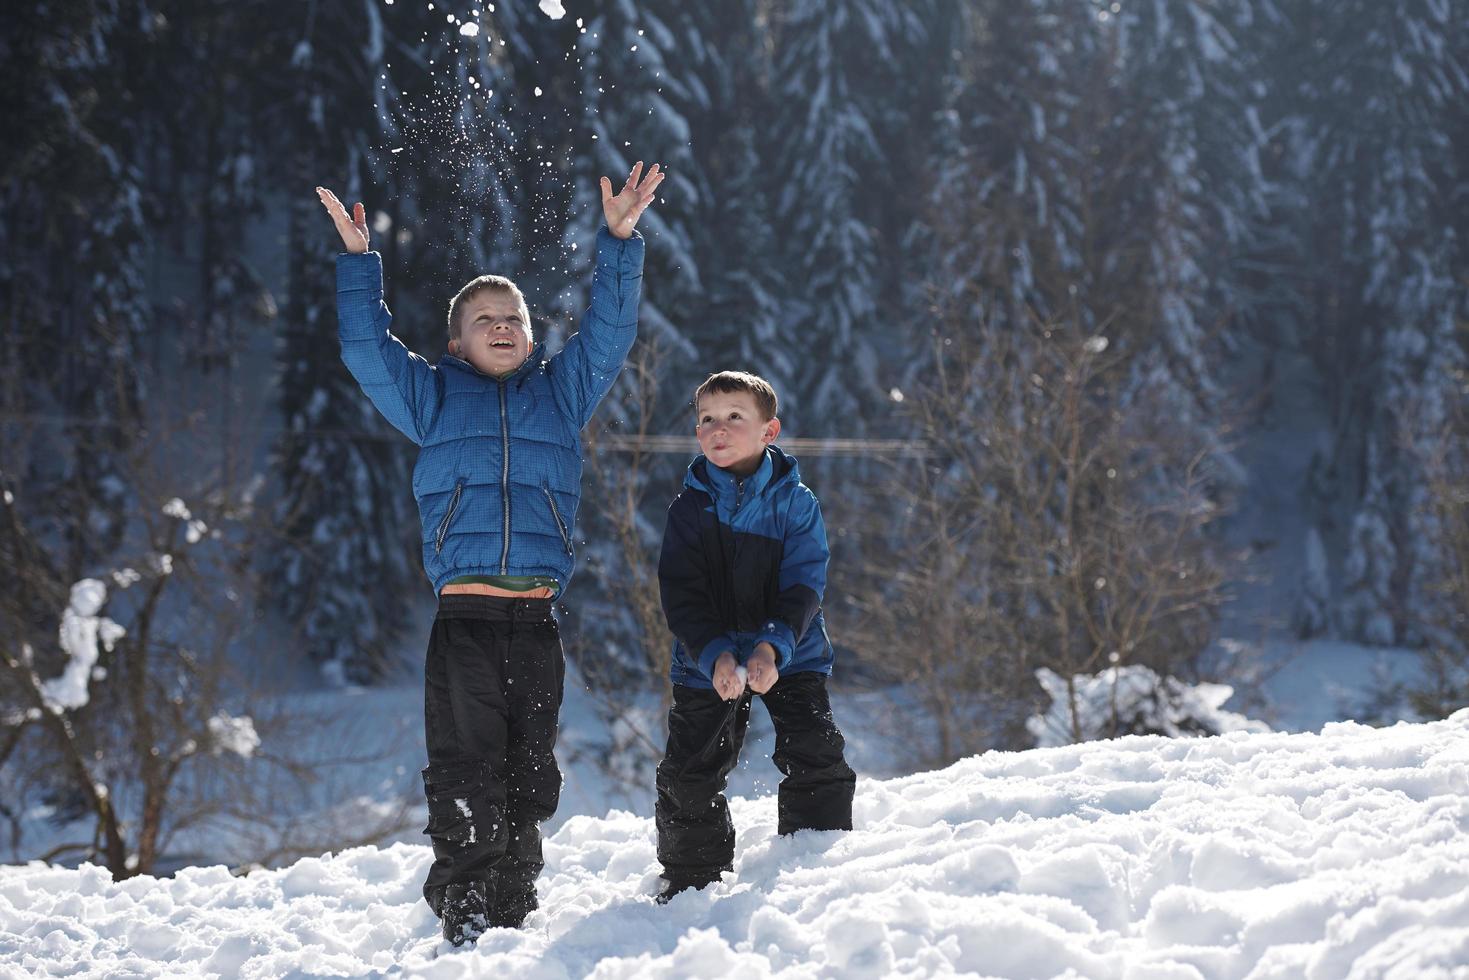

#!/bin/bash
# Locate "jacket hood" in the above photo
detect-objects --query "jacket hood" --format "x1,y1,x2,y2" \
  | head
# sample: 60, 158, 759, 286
685, 445, 800, 503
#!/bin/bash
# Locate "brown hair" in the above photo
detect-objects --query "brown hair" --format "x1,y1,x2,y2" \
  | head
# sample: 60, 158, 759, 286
446, 276, 531, 341
694, 371, 779, 421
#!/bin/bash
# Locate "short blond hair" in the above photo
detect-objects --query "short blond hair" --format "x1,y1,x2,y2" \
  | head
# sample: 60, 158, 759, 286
446, 276, 531, 341
694, 371, 779, 421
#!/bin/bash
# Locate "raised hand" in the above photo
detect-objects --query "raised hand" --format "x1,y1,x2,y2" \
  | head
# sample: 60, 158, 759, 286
600, 161, 664, 240
316, 186, 370, 254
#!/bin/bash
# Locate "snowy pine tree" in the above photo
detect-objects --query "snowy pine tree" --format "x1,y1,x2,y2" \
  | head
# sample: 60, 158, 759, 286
677, 1, 789, 400
0, 2, 148, 578
266, 1, 418, 683
1267, 0, 1468, 646
1293, 526, 1331, 640
581, 0, 702, 380
768, 0, 927, 435
918, 0, 1236, 454
1111, 0, 1269, 491
1340, 440, 1399, 646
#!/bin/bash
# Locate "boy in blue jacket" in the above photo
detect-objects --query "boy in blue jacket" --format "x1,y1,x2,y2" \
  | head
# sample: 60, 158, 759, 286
315, 162, 663, 946
654, 371, 857, 903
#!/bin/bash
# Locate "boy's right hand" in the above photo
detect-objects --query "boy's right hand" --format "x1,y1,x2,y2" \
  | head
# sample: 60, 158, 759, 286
316, 186, 370, 254
711, 651, 744, 701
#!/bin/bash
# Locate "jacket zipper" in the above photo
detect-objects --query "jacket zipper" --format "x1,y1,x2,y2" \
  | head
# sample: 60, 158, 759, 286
543, 486, 572, 555
499, 381, 511, 573
435, 481, 464, 554
731, 478, 745, 581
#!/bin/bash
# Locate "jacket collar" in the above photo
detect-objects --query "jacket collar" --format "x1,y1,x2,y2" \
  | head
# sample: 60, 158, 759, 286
685, 446, 799, 505
439, 342, 546, 383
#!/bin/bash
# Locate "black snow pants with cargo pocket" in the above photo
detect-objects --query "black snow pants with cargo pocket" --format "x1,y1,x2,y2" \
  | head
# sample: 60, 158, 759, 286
420, 594, 565, 920
655, 670, 856, 884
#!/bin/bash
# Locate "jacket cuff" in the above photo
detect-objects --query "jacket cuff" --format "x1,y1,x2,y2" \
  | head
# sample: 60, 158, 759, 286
755, 620, 796, 669
696, 634, 736, 679
336, 251, 383, 296
596, 225, 644, 273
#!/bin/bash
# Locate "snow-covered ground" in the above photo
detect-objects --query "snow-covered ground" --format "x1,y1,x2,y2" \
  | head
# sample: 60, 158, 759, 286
5, 708, 1466, 978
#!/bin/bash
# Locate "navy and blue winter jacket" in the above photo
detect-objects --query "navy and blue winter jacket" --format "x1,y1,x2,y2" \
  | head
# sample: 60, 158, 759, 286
335, 226, 644, 594
659, 446, 834, 689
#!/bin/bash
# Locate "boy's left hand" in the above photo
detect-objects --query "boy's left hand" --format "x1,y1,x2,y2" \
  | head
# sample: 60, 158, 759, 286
601, 161, 664, 239
747, 643, 779, 695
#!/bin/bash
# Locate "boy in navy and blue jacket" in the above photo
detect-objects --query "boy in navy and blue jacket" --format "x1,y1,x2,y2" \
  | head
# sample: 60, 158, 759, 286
654, 371, 856, 903
315, 162, 663, 946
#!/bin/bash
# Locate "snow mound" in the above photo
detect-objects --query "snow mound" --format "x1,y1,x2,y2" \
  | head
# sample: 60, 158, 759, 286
4, 712, 1467, 977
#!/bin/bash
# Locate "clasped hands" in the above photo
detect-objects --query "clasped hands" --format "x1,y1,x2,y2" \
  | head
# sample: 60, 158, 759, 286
712, 643, 778, 701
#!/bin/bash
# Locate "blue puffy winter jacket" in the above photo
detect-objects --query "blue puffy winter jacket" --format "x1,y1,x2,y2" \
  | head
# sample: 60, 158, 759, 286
659, 446, 834, 689
336, 227, 644, 594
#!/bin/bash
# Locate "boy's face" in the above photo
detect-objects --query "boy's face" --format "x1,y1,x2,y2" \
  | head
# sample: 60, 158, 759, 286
695, 390, 780, 477
450, 290, 531, 377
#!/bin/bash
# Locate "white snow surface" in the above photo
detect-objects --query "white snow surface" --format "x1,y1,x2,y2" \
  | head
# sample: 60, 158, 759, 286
5, 711, 1468, 978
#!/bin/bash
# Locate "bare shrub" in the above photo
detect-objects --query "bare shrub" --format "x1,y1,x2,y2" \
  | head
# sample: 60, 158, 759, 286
0, 419, 415, 877
851, 314, 1242, 766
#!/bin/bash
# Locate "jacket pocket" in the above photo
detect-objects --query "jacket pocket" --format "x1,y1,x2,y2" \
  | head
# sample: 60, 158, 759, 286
542, 484, 572, 555
434, 481, 465, 555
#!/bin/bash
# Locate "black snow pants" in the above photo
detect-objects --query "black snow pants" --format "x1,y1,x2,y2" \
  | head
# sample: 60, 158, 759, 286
420, 595, 565, 915
655, 671, 855, 881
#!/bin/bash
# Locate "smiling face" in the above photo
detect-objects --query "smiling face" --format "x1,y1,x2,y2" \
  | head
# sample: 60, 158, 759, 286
695, 390, 781, 477
450, 288, 532, 377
